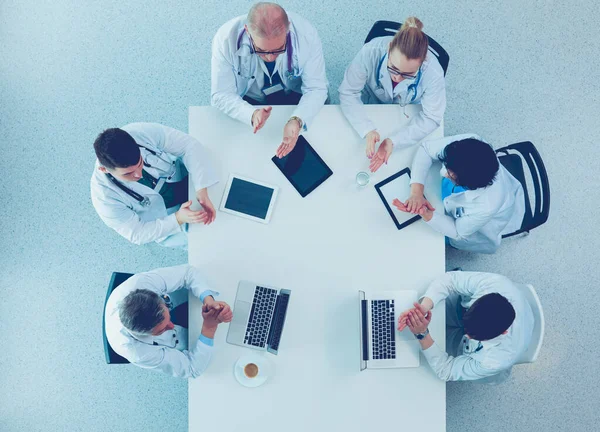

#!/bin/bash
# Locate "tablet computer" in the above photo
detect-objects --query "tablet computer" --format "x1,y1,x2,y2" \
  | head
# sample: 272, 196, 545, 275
374, 168, 422, 230
271, 135, 333, 198
219, 174, 278, 224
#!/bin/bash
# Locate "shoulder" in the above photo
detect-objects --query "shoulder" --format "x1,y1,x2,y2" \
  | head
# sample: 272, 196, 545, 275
420, 51, 444, 80
214, 15, 245, 41
288, 12, 321, 45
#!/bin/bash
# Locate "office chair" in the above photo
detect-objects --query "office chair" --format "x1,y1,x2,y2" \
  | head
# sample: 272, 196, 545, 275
364, 20, 450, 76
516, 284, 545, 364
496, 141, 550, 238
103, 272, 134, 364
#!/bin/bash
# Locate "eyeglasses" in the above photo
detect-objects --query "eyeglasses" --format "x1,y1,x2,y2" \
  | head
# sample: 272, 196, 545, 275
249, 33, 288, 56
386, 63, 419, 80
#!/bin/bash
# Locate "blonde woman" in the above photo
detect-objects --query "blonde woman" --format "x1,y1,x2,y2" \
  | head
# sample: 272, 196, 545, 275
339, 17, 446, 172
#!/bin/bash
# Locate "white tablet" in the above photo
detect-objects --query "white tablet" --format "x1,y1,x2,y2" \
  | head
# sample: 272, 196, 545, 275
219, 174, 279, 224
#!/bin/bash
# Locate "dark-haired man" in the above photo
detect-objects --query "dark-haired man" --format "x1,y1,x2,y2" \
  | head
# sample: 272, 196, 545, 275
91, 122, 218, 248
104, 265, 232, 378
398, 271, 534, 383
393, 133, 525, 253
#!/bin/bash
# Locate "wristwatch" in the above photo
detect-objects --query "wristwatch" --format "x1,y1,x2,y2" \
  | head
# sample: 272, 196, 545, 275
288, 116, 303, 129
414, 328, 430, 340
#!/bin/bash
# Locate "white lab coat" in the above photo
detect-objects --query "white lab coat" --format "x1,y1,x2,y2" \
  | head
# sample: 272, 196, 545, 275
90, 123, 218, 246
338, 36, 446, 149
421, 271, 534, 383
104, 265, 219, 379
410, 133, 525, 254
211, 12, 328, 129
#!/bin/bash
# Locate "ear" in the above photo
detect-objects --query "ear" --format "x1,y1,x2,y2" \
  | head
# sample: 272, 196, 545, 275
502, 330, 509, 335
98, 166, 107, 173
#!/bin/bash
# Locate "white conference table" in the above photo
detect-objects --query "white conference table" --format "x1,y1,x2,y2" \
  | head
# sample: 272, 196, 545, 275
188, 104, 446, 432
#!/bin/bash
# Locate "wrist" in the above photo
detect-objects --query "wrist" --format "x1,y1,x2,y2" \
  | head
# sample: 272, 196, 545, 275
411, 183, 425, 195
420, 333, 434, 350
289, 116, 303, 130
201, 324, 217, 339
203, 295, 214, 305
175, 210, 184, 225
422, 210, 434, 222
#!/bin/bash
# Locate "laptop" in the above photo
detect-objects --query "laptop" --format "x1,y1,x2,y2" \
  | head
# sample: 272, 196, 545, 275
226, 281, 291, 355
358, 290, 421, 370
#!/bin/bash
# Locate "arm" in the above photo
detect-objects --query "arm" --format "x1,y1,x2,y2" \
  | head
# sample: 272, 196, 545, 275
419, 335, 502, 381
426, 206, 494, 240
388, 72, 446, 150
160, 125, 219, 192
423, 271, 488, 307
210, 34, 256, 125
144, 264, 219, 302
338, 47, 377, 138
291, 30, 328, 131
92, 196, 181, 245
132, 336, 214, 379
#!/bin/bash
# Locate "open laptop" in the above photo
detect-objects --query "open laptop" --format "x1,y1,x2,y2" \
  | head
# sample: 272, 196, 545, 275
226, 281, 291, 355
358, 290, 421, 370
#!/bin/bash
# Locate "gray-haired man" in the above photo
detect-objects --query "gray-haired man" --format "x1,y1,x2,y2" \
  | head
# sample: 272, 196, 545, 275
211, 2, 328, 158
104, 265, 232, 378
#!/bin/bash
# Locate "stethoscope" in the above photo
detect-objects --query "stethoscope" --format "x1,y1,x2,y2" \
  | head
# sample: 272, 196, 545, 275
105, 145, 176, 208
235, 29, 296, 79
375, 53, 422, 107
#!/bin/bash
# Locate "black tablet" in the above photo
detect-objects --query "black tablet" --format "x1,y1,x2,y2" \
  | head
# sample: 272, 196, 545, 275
271, 136, 333, 197
374, 168, 422, 230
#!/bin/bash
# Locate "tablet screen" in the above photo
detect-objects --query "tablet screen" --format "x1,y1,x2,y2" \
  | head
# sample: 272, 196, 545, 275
272, 136, 333, 197
224, 177, 275, 220
374, 168, 421, 230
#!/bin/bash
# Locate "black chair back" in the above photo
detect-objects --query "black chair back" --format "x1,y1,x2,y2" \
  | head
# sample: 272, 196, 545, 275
364, 20, 449, 76
103, 272, 134, 364
496, 142, 550, 238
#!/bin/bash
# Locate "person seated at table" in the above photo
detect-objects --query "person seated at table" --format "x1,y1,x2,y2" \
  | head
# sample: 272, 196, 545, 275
398, 271, 534, 383
91, 122, 218, 249
211, 2, 328, 158
104, 264, 233, 378
393, 133, 525, 254
338, 17, 446, 173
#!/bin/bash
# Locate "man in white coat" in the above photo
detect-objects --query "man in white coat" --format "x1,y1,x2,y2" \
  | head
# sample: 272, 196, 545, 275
90, 122, 218, 248
211, 2, 328, 158
394, 134, 525, 254
398, 271, 534, 383
104, 265, 233, 378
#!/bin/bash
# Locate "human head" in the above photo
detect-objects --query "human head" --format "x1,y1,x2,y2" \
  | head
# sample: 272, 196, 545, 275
463, 293, 515, 341
438, 138, 499, 189
119, 289, 174, 336
246, 2, 290, 62
387, 17, 429, 83
94, 128, 143, 181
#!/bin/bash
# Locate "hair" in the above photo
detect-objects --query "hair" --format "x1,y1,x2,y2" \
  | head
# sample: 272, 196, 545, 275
247, 2, 289, 39
119, 289, 165, 334
463, 293, 516, 341
438, 138, 499, 190
93, 128, 140, 169
389, 17, 429, 61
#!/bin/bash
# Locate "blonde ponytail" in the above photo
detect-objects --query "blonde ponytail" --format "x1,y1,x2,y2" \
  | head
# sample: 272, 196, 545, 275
390, 16, 428, 61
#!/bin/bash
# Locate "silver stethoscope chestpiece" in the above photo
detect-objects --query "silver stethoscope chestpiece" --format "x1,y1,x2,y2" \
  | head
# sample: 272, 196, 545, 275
140, 196, 151, 207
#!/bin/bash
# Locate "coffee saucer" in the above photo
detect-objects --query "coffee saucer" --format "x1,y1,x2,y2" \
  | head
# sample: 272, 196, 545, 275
234, 354, 272, 388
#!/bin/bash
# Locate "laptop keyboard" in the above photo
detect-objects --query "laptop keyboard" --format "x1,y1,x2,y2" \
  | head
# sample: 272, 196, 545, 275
371, 300, 396, 360
244, 286, 278, 348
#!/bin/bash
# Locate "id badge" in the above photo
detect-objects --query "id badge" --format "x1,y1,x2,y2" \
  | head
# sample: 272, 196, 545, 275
262, 82, 284, 96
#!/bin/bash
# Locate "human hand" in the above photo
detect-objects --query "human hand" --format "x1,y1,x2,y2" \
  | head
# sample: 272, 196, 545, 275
175, 200, 209, 225
365, 130, 380, 159
369, 138, 393, 172
406, 306, 432, 335
276, 118, 301, 158
252, 106, 272, 133
405, 193, 435, 214
203, 297, 233, 323
398, 301, 432, 331
196, 188, 216, 225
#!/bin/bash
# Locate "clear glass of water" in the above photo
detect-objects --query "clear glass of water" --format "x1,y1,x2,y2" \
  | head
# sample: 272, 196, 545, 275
356, 171, 370, 187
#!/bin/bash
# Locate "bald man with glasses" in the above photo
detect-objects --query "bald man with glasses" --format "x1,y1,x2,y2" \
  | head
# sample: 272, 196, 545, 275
211, 2, 328, 158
